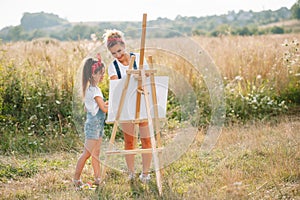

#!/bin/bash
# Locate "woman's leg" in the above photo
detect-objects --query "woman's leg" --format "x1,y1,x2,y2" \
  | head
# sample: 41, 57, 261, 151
91, 137, 102, 181
121, 123, 135, 173
139, 122, 152, 175
74, 139, 98, 180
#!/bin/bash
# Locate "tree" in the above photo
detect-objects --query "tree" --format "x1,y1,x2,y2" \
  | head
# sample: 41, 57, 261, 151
270, 26, 284, 34
291, 0, 300, 19
20, 12, 68, 31
7, 26, 26, 41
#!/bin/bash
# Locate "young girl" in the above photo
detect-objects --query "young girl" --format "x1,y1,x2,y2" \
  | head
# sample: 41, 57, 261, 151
73, 54, 108, 189
102, 29, 151, 183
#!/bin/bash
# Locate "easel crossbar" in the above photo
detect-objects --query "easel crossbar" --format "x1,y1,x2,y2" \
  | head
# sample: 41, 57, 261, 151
105, 147, 164, 155
105, 118, 167, 124
126, 69, 157, 74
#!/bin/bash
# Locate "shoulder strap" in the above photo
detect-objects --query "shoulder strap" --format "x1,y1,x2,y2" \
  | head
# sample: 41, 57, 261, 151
113, 60, 121, 79
113, 53, 137, 79
130, 52, 137, 70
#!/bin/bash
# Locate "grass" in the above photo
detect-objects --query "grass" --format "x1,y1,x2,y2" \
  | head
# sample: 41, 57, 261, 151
193, 34, 298, 86
0, 115, 299, 200
0, 34, 299, 199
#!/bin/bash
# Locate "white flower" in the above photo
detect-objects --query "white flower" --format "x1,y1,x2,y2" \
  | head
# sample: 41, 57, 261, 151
282, 39, 288, 46
235, 76, 243, 81
256, 75, 262, 79
90, 33, 97, 42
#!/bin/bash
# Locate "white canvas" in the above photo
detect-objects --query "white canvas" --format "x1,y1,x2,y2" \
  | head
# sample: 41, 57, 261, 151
107, 76, 169, 123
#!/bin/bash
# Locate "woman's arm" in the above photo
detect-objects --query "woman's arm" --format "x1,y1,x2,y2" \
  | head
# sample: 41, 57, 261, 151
110, 75, 118, 80
95, 96, 108, 113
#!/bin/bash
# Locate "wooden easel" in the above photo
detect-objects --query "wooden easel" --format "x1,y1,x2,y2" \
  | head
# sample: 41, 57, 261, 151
101, 13, 163, 195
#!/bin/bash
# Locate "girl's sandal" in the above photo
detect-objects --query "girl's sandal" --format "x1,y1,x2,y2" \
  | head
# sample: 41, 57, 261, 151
73, 179, 83, 190
93, 177, 101, 186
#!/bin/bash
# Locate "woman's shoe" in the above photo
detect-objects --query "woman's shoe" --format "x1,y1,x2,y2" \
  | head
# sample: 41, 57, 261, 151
139, 173, 150, 183
128, 171, 136, 181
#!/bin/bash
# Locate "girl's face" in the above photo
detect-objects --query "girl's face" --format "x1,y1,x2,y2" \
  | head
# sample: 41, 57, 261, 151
109, 43, 126, 62
92, 68, 105, 84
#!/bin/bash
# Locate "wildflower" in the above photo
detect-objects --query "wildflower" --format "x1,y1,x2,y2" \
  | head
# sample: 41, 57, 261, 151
256, 74, 262, 79
252, 97, 257, 104
234, 75, 243, 81
282, 39, 289, 46
90, 33, 97, 42
267, 100, 273, 105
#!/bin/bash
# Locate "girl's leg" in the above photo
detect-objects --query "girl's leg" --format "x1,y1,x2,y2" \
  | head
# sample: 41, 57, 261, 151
74, 139, 98, 181
121, 123, 135, 174
91, 137, 102, 182
139, 122, 152, 175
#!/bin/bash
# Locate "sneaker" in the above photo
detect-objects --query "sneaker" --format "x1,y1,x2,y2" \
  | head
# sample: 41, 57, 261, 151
139, 173, 150, 183
128, 172, 136, 181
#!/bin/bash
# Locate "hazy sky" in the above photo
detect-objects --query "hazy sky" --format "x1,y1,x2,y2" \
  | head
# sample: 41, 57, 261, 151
0, 0, 296, 29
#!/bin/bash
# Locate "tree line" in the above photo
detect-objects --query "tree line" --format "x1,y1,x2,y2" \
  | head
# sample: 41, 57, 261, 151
1, 1, 300, 42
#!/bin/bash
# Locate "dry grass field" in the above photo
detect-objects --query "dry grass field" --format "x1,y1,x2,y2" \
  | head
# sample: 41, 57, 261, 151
0, 115, 299, 199
0, 34, 299, 199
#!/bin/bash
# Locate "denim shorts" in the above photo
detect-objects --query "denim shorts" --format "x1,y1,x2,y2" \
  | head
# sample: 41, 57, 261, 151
84, 109, 105, 140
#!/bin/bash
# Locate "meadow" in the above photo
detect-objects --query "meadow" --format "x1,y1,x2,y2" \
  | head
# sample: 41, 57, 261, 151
0, 34, 299, 199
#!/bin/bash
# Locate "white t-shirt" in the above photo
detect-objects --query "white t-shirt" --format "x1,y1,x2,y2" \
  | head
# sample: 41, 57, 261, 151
108, 53, 148, 79
85, 86, 104, 116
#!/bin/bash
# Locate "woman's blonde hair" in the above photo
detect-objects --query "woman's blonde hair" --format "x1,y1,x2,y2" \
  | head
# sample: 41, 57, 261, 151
102, 29, 125, 49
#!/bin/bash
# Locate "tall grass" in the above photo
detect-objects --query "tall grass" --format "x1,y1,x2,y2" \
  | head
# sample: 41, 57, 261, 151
194, 34, 299, 96
194, 34, 299, 122
0, 34, 299, 154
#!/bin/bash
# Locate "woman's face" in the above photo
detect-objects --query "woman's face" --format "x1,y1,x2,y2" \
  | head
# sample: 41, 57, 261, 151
109, 43, 126, 61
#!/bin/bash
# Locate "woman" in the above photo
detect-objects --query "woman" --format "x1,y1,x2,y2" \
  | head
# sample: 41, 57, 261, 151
103, 29, 151, 183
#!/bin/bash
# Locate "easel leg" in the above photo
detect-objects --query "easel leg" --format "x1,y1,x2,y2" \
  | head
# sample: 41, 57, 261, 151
148, 55, 164, 178
101, 57, 136, 181
101, 121, 119, 180
140, 70, 163, 195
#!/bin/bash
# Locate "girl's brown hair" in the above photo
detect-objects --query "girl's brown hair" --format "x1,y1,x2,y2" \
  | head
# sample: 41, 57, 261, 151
82, 58, 104, 98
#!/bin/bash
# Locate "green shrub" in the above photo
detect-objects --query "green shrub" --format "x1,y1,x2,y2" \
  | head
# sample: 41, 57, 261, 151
225, 79, 288, 123
0, 160, 39, 182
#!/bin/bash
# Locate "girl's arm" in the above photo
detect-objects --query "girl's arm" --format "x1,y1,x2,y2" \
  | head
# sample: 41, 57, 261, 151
94, 96, 108, 113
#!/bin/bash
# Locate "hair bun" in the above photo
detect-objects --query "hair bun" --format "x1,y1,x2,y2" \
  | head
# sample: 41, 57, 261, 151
102, 29, 125, 48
